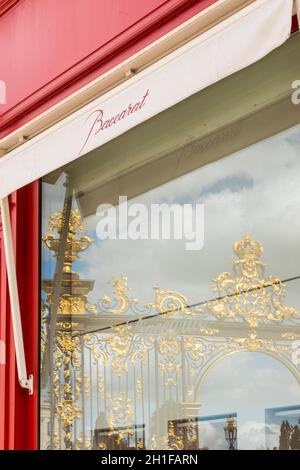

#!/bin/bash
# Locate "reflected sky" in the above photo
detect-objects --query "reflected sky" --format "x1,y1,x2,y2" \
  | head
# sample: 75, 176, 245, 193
200, 352, 300, 450
42, 122, 300, 306
41, 122, 300, 450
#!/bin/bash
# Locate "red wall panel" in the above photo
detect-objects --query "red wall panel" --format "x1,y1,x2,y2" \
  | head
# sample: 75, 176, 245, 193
0, 0, 218, 138
0, 0, 168, 112
0, 183, 39, 449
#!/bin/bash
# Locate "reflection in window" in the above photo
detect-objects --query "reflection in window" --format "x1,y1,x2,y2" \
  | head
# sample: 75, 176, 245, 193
40, 98, 300, 452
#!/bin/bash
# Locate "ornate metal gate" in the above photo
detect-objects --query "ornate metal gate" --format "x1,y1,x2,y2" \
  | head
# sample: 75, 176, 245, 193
40, 210, 300, 450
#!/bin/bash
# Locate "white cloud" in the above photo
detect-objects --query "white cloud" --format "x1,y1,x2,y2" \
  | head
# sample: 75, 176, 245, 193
67, 123, 300, 312
41, 123, 300, 449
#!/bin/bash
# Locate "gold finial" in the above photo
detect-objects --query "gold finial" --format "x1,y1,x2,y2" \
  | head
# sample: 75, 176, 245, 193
225, 416, 236, 428
209, 234, 298, 327
43, 209, 93, 273
233, 233, 264, 279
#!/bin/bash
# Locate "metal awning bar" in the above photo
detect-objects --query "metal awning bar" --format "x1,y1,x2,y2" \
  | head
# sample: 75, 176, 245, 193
0, 197, 33, 395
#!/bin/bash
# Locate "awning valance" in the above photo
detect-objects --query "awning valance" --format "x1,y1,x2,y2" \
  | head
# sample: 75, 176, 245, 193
0, 0, 296, 199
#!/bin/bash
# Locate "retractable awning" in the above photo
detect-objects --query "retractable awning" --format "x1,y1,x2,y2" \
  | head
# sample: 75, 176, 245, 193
0, 0, 297, 199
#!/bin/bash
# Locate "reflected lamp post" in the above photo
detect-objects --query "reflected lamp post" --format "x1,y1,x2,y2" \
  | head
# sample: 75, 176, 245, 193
224, 416, 237, 450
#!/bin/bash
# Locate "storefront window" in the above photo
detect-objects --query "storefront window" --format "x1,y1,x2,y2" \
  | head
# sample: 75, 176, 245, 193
40, 35, 300, 450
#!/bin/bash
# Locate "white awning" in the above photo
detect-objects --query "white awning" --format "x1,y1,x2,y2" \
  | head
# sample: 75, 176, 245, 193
0, 0, 295, 199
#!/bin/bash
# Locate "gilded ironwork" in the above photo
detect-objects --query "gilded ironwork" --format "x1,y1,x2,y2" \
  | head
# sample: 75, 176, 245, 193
149, 286, 192, 316
107, 394, 134, 443
42, 209, 93, 274
163, 421, 184, 450
206, 233, 297, 327
98, 376, 105, 397
41, 221, 300, 450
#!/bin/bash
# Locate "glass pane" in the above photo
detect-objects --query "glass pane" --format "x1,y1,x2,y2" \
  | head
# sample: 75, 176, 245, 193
40, 36, 300, 450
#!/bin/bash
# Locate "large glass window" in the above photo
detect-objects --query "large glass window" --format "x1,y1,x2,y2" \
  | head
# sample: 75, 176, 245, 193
40, 34, 300, 450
